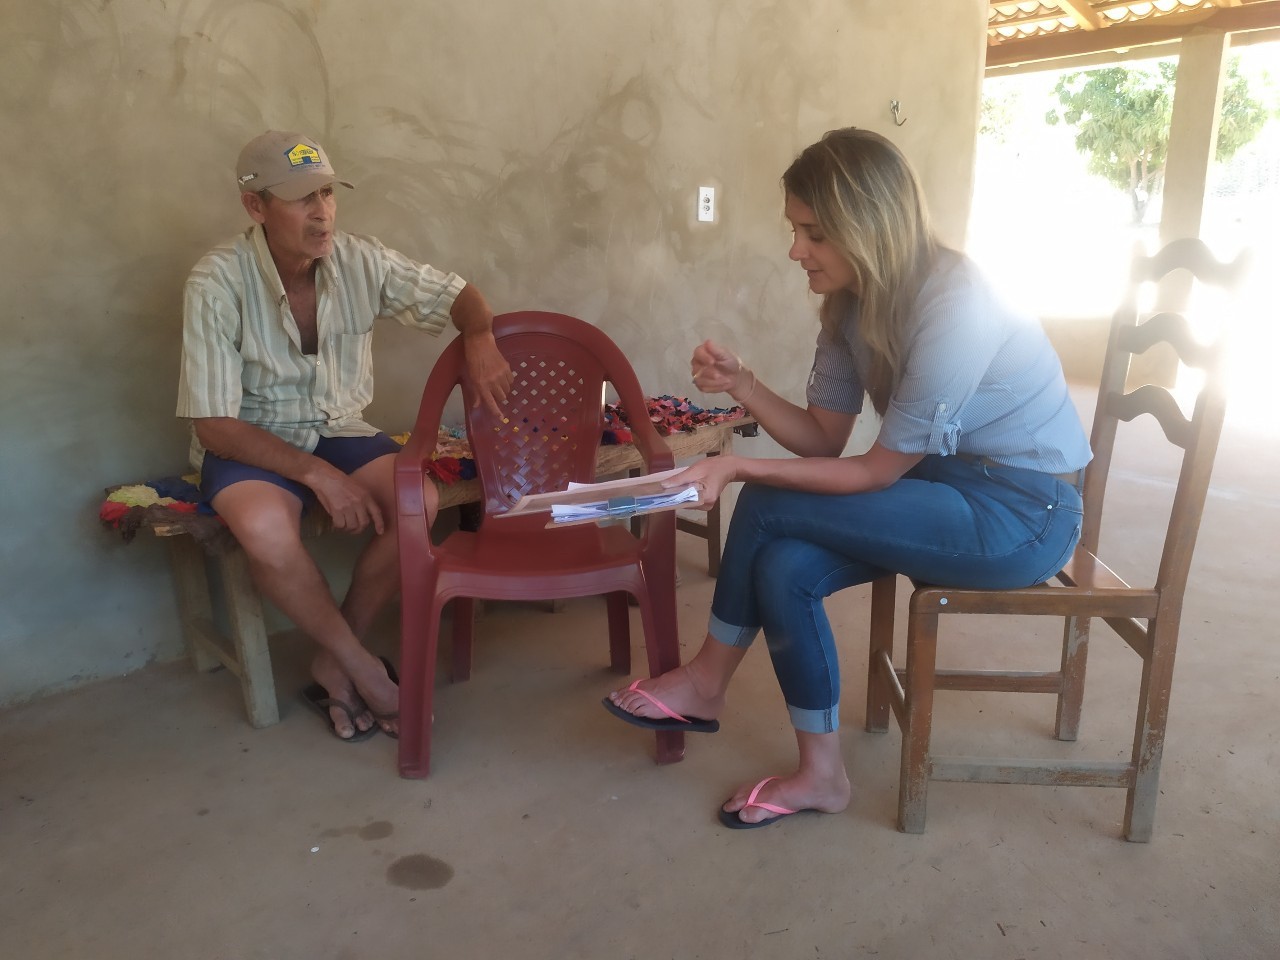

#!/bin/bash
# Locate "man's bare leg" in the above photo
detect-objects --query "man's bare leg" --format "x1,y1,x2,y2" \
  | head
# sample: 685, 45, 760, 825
335, 456, 442, 732
339, 454, 425, 638
211, 480, 396, 738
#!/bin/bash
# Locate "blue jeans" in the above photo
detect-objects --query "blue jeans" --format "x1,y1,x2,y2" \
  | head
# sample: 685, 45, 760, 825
708, 455, 1084, 733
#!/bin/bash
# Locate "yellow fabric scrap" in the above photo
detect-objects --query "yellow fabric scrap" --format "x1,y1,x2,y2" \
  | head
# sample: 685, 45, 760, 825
105, 485, 178, 508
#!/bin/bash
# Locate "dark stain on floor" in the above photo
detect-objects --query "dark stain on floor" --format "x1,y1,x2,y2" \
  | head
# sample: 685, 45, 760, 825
387, 854, 454, 890
359, 820, 393, 840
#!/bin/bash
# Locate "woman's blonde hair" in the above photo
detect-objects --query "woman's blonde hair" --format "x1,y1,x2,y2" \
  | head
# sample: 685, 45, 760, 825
782, 128, 940, 415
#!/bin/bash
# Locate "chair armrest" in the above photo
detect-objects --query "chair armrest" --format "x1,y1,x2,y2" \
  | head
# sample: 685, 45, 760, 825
396, 335, 467, 522
632, 433, 676, 475
394, 430, 438, 520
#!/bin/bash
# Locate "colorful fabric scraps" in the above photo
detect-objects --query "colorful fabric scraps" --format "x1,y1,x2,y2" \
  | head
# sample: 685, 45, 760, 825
99, 477, 231, 549
606, 395, 746, 437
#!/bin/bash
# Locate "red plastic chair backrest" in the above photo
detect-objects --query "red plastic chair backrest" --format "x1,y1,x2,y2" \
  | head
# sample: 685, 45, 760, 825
412, 311, 659, 521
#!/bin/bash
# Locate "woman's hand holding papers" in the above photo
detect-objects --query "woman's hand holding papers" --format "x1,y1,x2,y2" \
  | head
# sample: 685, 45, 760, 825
661, 455, 740, 511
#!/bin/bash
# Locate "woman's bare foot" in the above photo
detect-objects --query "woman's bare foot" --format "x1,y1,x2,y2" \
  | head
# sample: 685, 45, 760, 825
607, 663, 726, 724
721, 767, 852, 825
310, 650, 376, 740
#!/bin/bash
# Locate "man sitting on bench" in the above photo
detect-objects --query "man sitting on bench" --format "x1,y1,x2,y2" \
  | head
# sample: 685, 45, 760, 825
176, 130, 512, 741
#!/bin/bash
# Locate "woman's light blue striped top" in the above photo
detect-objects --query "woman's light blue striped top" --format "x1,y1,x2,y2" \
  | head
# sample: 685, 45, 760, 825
807, 252, 1092, 474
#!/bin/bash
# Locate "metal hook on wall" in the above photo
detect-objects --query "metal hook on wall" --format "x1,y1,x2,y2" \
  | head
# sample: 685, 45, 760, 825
891, 99, 907, 126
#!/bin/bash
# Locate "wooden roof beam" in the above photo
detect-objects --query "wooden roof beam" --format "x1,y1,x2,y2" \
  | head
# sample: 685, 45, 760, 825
987, 0, 1280, 67
1058, 1, 1105, 30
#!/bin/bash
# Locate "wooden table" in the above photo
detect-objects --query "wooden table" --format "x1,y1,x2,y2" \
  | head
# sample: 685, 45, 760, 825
149, 417, 757, 728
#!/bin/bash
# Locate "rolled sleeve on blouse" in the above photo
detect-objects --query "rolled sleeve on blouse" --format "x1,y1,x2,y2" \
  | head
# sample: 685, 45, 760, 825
876, 265, 1003, 455
879, 398, 961, 456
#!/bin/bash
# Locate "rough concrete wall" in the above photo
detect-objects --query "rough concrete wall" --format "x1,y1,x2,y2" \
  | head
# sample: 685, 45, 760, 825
0, 0, 986, 704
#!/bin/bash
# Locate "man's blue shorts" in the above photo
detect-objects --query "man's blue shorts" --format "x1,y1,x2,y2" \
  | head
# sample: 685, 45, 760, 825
199, 433, 402, 505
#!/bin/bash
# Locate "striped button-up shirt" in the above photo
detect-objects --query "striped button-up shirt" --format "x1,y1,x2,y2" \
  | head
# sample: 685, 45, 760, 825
177, 224, 464, 467
807, 252, 1091, 475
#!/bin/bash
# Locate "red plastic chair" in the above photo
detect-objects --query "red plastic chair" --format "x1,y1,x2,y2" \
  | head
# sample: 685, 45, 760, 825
394, 311, 685, 778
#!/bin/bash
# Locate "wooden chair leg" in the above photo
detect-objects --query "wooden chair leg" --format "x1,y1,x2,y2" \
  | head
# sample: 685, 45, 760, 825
605, 591, 632, 675
1055, 614, 1090, 741
216, 546, 279, 728
898, 610, 940, 834
1123, 618, 1178, 842
866, 574, 897, 733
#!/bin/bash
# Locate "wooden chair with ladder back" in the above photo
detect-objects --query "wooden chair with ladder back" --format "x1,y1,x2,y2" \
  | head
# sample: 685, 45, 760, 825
863, 237, 1250, 841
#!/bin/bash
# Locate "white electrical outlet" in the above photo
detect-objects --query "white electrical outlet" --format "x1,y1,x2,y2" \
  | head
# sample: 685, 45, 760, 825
697, 186, 715, 222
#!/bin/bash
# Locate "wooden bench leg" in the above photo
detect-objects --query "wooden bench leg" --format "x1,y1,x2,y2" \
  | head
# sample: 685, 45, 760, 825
167, 535, 220, 674
674, 448, 725, 577
215, 546, 280, 728
704, 498, 722, 577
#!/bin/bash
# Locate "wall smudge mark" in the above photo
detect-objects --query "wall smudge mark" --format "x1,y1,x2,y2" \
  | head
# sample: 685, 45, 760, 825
387, 853, 454, 890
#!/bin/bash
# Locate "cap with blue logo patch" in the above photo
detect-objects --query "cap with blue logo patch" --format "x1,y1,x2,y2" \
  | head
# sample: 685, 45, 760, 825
235, 130, 354, 202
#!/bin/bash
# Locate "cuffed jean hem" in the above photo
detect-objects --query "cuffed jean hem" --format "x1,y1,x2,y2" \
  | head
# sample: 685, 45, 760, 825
788, 704, 838, 734
708, 611, 759, 649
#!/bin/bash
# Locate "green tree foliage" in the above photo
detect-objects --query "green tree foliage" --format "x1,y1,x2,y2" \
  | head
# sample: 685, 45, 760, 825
1045, 58, 1270, 223
980, 87, 1019, 144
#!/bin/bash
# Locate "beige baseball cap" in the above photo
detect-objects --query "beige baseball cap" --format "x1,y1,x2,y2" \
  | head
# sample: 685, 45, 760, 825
235, 130, 354, 201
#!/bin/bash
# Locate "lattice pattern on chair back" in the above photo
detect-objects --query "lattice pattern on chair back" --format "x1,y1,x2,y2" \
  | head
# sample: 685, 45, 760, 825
462, 330, 611, 516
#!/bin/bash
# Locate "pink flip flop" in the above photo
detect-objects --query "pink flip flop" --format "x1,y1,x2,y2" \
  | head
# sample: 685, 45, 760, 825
601, 679, 720, 733
718, 776, 815, 829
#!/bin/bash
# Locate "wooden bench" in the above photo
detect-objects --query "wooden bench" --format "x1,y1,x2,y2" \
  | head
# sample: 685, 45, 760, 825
134, 418, 756, 728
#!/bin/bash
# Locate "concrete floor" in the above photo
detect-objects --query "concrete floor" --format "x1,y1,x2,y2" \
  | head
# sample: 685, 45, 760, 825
4, 391, 1279, 960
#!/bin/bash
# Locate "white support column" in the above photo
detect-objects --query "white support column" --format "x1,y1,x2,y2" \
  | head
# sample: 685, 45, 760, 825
1137, 29, 1230, 386
1161, 29, 1230, 248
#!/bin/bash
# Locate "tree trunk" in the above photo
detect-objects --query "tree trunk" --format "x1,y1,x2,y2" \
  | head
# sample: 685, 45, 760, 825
1129, 158, 1147, 224
1130, 189, 1149, 224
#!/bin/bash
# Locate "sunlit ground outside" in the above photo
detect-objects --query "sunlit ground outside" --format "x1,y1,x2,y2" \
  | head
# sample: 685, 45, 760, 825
969, 43, 1279, 433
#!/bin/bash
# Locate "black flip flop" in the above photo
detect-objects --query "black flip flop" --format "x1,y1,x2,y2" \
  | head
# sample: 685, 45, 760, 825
600, 679, 720, 733
716, 777, 818, 829
300, 684, 379, 742
601, 696, 720, 733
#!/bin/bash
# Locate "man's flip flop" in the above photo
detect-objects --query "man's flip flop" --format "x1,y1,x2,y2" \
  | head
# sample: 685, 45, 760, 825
601, 679, 720, 733
717, 777, 815, 830
300, 684, 379, 743
372, 656, 400, 740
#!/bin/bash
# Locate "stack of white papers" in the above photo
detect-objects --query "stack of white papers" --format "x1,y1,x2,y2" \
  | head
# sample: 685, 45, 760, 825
549, 483, 701, 524
496, 466, 704, 527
